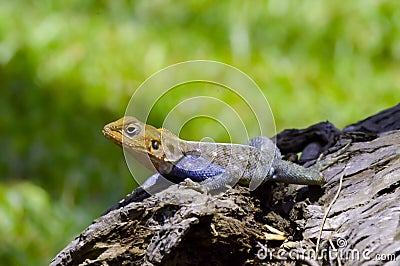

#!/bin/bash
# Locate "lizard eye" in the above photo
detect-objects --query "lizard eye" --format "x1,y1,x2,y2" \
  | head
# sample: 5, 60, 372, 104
125, 124, 138, 136
151, 140, 159, 150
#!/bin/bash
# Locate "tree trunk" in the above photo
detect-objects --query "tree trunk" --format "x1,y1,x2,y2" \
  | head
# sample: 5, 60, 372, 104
51, 104, 400, 266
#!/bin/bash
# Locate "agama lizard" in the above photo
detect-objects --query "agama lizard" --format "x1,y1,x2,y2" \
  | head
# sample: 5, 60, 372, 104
102, 116, 325, 213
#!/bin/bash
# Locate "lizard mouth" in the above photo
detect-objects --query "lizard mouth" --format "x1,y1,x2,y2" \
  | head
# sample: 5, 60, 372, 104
102, 127, 123, 148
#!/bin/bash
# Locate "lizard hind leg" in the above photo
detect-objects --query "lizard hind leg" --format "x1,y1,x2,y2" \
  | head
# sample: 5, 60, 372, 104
247, 136, 281, 158
314, 141, 352, 172
246, 136, 282, 190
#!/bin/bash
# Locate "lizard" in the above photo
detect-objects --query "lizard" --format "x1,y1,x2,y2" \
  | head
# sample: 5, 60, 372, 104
102, 116, 326, 213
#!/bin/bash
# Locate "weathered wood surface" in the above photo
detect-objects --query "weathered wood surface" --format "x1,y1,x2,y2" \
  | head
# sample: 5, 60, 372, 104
52, 104, 400, 265
302, 131, 400, 265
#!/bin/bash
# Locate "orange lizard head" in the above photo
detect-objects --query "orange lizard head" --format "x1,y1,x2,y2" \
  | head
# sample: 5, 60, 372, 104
102, 116, 183, 174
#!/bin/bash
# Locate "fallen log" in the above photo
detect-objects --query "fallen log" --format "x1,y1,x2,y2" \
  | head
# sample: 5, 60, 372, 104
51, 104, 400, 266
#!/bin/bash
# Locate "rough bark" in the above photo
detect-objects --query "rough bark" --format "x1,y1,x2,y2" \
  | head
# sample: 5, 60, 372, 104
51, 104, 400, 266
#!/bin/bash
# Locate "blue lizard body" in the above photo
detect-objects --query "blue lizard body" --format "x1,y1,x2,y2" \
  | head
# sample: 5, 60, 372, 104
165, 155, 226, 182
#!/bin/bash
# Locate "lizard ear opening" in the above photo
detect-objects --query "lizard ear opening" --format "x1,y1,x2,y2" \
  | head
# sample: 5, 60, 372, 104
160, 129, 183, 162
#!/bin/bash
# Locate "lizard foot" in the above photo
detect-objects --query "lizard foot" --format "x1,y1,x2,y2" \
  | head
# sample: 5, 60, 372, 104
180, 178, 208, 194
315, 142, 352, 172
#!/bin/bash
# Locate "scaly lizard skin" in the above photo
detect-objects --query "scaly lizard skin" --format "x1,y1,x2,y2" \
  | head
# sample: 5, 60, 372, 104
102, 117, 325, 208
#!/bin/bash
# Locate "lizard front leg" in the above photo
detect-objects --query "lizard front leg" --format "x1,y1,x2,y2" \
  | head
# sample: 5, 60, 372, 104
198, 171, 240, 195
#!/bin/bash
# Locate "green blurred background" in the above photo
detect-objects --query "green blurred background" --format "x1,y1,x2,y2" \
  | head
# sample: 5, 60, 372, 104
1, 1, 399, 265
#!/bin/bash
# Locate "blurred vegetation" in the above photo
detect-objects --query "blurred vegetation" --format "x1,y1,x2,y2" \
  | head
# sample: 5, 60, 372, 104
0, 0, 399, 264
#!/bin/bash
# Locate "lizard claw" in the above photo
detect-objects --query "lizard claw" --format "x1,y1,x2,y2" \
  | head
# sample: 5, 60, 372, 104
180, 178, 208, 194
315, 142, 352, 171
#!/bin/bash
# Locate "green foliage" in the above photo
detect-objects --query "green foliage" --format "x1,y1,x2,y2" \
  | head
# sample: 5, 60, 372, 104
0, 1, 399, 264
0, 182, 82, 265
